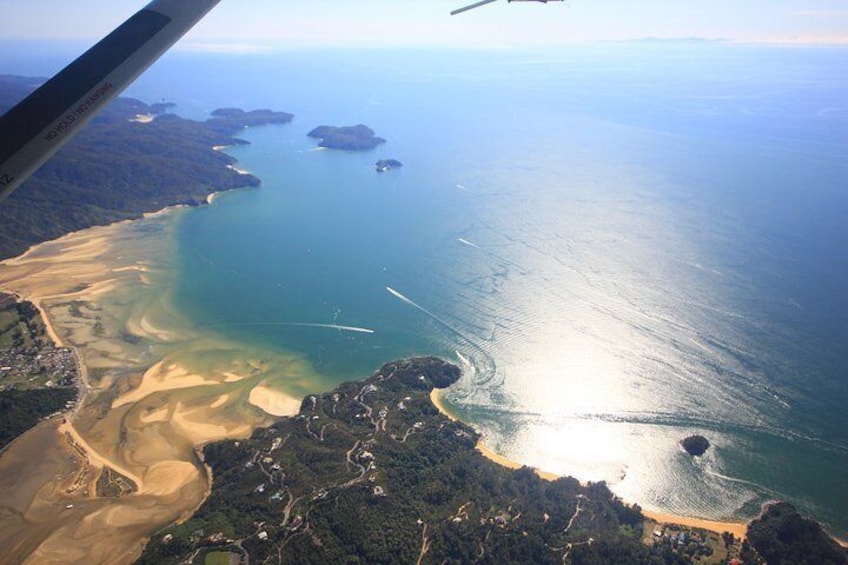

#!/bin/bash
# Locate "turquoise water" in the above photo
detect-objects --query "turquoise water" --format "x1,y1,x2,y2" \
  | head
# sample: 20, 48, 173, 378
120, 46, 848, 536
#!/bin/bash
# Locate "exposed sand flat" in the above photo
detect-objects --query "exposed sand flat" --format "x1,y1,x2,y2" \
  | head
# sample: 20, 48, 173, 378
58, 420, 144, 490
112, 264, 150, 273
29, 298, 65, 347
170, 401, 253, 445
249, 383, 302, 417
0, 211, 319, 564
222, 371, 245, 382
139, 405, 170, 424
210, 394, 231, 409
112, 362, 209, 408
141, 461, 203, 497
138, 312, 181, 342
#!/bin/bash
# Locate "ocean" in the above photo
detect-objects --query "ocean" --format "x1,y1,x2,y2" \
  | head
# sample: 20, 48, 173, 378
12, 43, 848, 536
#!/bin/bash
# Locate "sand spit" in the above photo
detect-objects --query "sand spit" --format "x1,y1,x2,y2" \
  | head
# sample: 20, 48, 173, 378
249, 382, 304, 416
429, 390, 750, 541
0, 211, 311, 564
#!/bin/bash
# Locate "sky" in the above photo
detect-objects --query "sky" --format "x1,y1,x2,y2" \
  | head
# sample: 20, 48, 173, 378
1, 0, 848, 48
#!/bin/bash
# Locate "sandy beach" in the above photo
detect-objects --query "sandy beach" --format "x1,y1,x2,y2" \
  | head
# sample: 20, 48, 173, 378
430, 389, 750, 540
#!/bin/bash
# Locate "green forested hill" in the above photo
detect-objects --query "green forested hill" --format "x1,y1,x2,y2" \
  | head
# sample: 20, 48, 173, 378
746, 503, 848, 565
139, 357, 690, 565
0, 75, 292, 260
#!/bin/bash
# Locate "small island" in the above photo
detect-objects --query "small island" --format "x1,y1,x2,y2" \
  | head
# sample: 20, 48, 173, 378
307, 124, 385, 150
681, 435, 710, 456
375, 158, 403, 172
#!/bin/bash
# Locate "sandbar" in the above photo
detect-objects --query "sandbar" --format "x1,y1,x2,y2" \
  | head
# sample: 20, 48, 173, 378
249, 383, 302, 417
0, 209, 317, 564
112, 361, 214, 408
170, 401, 253, 445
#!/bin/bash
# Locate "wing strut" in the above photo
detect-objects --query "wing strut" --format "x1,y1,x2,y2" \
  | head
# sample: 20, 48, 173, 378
451, 0, 499, 16
452, 0, 564, 16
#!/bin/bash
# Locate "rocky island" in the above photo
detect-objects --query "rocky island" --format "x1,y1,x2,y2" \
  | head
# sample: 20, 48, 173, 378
307, 124, 386, 150
681, 435, 710, 457
376, 158, 403, 172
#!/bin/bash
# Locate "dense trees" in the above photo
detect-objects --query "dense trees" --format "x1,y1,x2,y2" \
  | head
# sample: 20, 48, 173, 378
0, 388, 75, 449
0, 76, 292, 260
140, 358, 688, 564
747, 502, 848, 565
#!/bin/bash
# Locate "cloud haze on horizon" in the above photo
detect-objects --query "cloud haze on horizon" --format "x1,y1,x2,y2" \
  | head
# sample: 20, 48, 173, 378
1, 0, 847, 48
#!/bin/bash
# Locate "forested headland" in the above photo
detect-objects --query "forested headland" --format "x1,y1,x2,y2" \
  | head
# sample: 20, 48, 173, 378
140, 357, 693, 565
0, 75, 292, 260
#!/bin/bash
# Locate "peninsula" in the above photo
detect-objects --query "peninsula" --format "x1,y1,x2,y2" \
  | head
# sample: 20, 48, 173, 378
307, 124, 386, 150
0, 75, 293, 261
139, 358, 847, 564
139, 358, 672, 564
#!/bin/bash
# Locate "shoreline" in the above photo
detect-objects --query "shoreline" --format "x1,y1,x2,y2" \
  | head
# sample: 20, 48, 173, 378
0, 200, 303, 564
0, 169, 840, 558
429, 389, 750, 541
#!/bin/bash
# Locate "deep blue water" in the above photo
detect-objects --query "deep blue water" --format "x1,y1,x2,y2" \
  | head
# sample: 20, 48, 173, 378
7, 44, 848, 535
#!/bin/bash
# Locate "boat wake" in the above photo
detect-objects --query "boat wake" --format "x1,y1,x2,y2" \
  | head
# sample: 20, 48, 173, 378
386, 287, 498, 387
280, 322, 375, 334
209, 321, 375, 334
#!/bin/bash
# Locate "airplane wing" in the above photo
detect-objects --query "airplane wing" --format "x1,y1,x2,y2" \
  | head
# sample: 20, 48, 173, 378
0, 0, 222, 203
